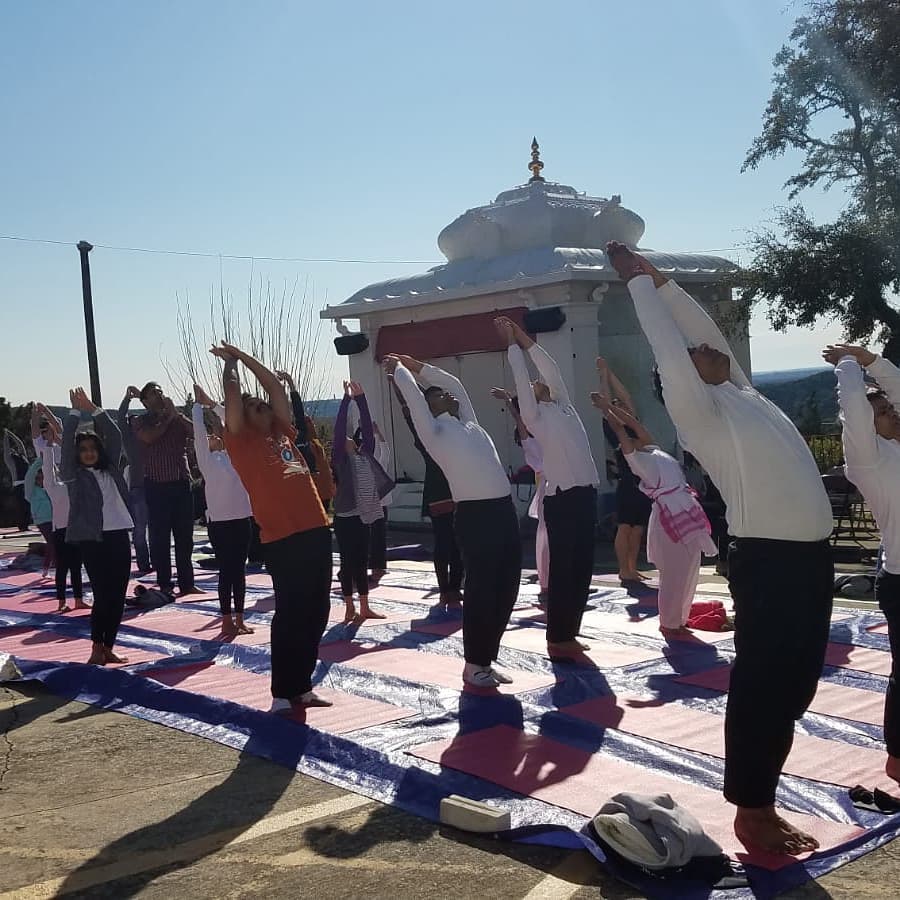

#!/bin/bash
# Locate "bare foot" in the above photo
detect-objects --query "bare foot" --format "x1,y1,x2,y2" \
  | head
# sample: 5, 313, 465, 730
343, 600, 357, 624
87, 644, 106, 666
660, 625, 694, 638
357, 602, 386, 621
734, 806, 819, 855
548, 639, 591, 655
56, 605, 71, 614
73, 599, 90, 610
103, 648, 130, 665
235, 619, 255, 635
886, 755, 900, 785
618, 571, 641, 583
178, 587, 206, 598
441, 590, 463, 607
221, 616, 239, 635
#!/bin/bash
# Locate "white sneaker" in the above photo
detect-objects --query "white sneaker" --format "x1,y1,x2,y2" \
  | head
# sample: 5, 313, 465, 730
463, 666, 500, 688
488, 666, 513, 685
268, 697, 293, 714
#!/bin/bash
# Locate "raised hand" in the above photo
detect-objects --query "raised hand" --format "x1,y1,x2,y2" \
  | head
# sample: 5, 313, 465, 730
396, 354, 424, 374
383, 355, 400, 376
590, 391, 612, 412
349, 381, 365, 397
606, 241, 643, 281
596, 357, 609, 375
210, 340, 240, 362
275, 370, 296, 391
493, 316, 517, 347
193, 383, 215, 408
823, 344, 876, 367
490, 386, 512, 402
126, 385, 141, 400
70, 387, 97, 414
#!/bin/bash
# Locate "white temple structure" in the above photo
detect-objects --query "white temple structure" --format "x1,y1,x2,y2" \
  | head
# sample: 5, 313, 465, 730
321, 141, 744, 524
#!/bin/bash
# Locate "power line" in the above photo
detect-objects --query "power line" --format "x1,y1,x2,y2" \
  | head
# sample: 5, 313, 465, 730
0, 234, 442, 266
0, 232, 745, 264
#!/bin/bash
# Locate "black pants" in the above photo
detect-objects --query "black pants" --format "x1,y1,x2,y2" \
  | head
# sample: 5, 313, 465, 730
455, 497, 521, 666
334, 514, 371, 597
53, 528, 83, 602
248, 518, 264, 564
432, 511, 464, 594
36, 521, 56, 570
263, 526, 332, 699
13, 484, 29, 531
876, 571, 900, 757
543, 485, 597, 643
79, 530, 131, 647
207, 517, 251, 616
724, 537, 833, 807
145, 479, 196, 593
368, 508, 388, 572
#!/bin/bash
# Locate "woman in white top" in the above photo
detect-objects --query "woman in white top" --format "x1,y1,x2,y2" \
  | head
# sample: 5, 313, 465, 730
33, 404, 86, 613
61, 388, 134, 665
593, 394, 716, 636
491, 387, 549, 605
368, 421, 393, 585
193, 385, 254, 635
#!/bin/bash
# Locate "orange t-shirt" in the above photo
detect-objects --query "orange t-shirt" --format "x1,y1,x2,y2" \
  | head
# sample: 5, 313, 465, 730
224, 422, 328, 544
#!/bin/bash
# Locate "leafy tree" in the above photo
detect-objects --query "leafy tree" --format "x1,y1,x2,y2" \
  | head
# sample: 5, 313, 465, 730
739, 0, 900, 360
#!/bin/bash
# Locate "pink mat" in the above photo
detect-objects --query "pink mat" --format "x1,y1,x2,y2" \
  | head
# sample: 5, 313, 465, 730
146, 663, 416, 733
0, 572, 51, 591
677, 667, 885, 727
0, 591, 92, 618
326, 605, 413, 627
500, 625, 664, 667
409, 618, 463, 637
0, 627, 164, 666
319, 640, 557, 695
580, 609, 735, 645
824, 642, 893, 677
560, 694, 889, 789
408, 725, 863, 870
122, 610, 271, 646
868, 622, 889, 635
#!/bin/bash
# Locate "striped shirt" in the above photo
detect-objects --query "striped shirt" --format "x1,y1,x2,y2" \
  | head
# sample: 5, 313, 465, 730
336, 453, 384, 525
136, 414, 191, 483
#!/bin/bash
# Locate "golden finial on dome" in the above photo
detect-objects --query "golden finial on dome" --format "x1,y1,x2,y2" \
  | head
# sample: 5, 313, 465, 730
528, 137, 545, 183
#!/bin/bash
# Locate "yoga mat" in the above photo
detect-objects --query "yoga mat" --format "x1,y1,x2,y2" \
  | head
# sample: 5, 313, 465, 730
319, 640, 557, 695
0, 592, 92, 618
580, 609, 735, 645
823, 643, 893, 677
408, 724, 864, 871
500, 625, 664, 667
560, 694, 889, 789
326, 605, 414, 627
676, 667, 885, 727
122, 609, 271, 646
146, 663, 416, 733
0, 627, 164, 666
868, 623, 889, 636
409, 617, 463, 637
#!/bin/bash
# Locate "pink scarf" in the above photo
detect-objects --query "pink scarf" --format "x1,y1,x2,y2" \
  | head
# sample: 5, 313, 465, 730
641, 482, 714, 548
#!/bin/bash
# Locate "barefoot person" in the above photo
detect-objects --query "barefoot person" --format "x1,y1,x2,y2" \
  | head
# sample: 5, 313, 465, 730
332, 381, 394, 623
496, 317, 598, 657
385, 353, 520, 688
608, 242, 833, 855
597, 358, 651, 584
34, 405, 86, 612
592, 395, 716, 636
389, 374, 464, 606
192, 384, 254, 635
61, 388, 134, 665
824, 344, 900, 786
491, 388, 549, 608
211, 341, 332, 710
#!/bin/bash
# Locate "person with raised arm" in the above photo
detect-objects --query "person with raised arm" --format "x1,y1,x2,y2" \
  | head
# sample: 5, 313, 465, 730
368, 420, 393, 586
61, 388, 134, 665
608, 241, 833, 856
210, 341, 332, 711
592, 394, 716, 636
385, 353, 520, 688
118, 385, 152, 574
3, 428, 30, 532
134, 381, 200, 597
823, 343, 900, 785
192, 384, 254, 635
331, 381, 394, 623
495, 317, 599, 657
389, 374, 464, 606
33, 403, 85, 612
491, 387, 549, 607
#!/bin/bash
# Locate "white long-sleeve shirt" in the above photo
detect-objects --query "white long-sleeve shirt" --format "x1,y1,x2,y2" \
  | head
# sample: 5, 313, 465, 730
374, 436, 395, 507
192, 404, 252, 523
393, 363, 511, 502
508, 343, 598, 493
836, 355, 900, 574
39, 443, 70, 531
628, 274, 831, 542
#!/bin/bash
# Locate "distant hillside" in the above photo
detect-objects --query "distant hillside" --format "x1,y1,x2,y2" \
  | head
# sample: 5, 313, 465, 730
755, 370, 838, 432
753, 367, 829, 387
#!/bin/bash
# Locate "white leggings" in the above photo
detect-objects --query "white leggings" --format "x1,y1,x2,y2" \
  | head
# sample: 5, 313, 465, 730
650, 522, 703, 629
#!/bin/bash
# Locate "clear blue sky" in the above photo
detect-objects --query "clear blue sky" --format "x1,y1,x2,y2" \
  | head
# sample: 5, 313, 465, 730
1, 0, 849, 406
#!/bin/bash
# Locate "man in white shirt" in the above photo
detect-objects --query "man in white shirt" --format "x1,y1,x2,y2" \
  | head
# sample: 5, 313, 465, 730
824, 343, 900, 786
607, 241, 834, 856
384, 353, 521, 689
495, 317, 599, 656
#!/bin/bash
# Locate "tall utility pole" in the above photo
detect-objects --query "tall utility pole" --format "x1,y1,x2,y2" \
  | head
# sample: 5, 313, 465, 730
77, 241, 102, 406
